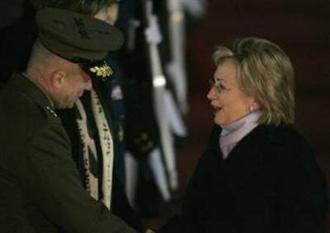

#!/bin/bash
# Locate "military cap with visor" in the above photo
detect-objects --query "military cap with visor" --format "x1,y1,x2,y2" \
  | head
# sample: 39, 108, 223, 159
36, 7, 124, 79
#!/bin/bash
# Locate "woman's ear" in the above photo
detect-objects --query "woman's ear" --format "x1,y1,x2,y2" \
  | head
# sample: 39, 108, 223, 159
248, 98, 261, 112
50, 70, 66, 89
252, 100, 261, 111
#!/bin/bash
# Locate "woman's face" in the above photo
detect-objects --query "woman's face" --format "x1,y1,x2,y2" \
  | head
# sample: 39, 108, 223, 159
94, 3, 119, 25
207, 58, 257, 126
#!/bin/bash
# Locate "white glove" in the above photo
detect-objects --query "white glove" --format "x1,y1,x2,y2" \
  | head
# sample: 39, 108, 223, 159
145, 15, 163, 45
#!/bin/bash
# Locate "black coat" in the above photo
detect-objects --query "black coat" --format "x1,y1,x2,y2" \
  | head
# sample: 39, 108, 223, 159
0, 73, 137, 233
159, 124, 327, 233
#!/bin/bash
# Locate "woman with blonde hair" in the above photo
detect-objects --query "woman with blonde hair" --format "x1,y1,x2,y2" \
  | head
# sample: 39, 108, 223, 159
157, 37, 327, 233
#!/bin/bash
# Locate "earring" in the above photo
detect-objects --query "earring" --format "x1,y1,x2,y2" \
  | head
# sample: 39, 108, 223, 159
248, 105, 255, 112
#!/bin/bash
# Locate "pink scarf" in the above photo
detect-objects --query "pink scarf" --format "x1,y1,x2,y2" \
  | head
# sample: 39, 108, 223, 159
219, 111, 261, 159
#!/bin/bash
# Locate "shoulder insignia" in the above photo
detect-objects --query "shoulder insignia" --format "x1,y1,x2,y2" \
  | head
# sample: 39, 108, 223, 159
45, 106, 58, 118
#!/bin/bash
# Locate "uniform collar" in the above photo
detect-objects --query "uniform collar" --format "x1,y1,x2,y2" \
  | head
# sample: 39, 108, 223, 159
8, 73, 55, 113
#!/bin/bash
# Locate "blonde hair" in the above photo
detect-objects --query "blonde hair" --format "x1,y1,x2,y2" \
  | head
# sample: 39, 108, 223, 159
213, 37, 295, 125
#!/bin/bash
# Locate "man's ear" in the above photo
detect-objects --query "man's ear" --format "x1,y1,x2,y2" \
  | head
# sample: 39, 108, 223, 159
50, 70, 66, 89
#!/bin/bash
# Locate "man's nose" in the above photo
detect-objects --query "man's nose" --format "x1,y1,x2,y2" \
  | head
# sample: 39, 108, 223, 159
85, 78, 93, 91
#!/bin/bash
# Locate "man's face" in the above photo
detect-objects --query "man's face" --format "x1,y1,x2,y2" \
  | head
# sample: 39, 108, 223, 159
53, 64, 92, 109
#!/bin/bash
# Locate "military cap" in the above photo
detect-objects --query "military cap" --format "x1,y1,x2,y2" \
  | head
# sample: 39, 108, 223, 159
36, 7, 124, 79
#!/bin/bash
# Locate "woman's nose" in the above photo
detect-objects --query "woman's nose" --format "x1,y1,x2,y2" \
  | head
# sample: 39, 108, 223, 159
207, 86, 217, 100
